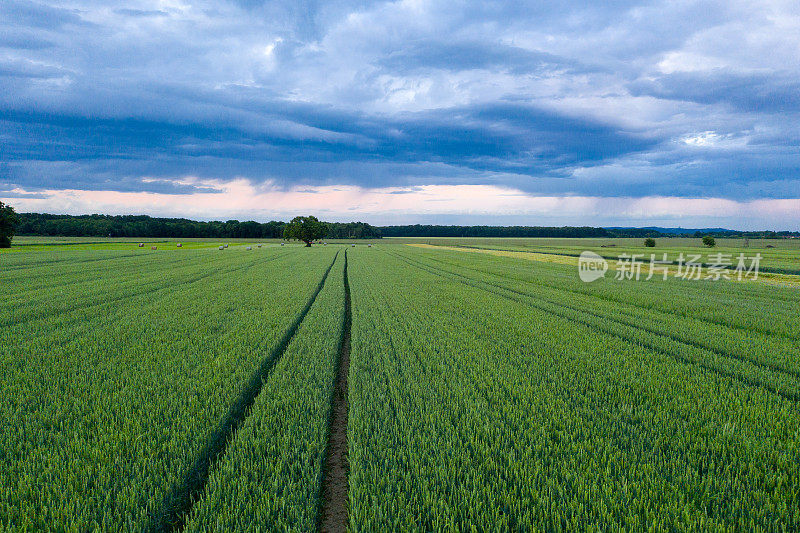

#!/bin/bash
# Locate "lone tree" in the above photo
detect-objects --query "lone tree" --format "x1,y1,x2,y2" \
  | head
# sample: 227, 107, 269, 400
283, 215, 327, 247
702, 235, 716, 247
644, 238, 656, 247
0, 201, 20, 248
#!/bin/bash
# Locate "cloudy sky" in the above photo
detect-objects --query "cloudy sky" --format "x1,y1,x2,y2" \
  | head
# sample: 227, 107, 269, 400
1, 0, 798, 228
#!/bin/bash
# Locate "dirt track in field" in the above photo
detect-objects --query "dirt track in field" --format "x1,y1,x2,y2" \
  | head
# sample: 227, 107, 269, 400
318, 250, 351, 533
148, 252, 340, 533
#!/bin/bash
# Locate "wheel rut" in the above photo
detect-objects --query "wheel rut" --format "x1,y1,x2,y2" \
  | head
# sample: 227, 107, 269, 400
318, 250, 351, 533
148, 251, 340, 532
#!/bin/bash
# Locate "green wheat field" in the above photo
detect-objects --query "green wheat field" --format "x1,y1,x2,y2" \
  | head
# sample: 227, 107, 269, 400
2, 238, 799, 531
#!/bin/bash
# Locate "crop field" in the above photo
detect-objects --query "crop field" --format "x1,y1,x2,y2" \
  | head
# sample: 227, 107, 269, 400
388, 237, 800, 276
1, 240, 799, 530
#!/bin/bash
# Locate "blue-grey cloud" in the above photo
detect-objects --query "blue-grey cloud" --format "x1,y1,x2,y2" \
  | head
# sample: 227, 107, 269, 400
379, 41, 597, 76
0, 100, 656, 193
629, 70, 800, 114
112, 9, 168, 17
0, 32, 55, 50
0, 1, 89, 29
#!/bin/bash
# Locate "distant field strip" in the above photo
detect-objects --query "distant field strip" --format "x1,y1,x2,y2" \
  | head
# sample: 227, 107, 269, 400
394, 249, 800, 362
407, 243, 800, 336
408, 242, 579, 265
407, 243, 800, 286
411, 247, 800, 334
406, 240, 800, 276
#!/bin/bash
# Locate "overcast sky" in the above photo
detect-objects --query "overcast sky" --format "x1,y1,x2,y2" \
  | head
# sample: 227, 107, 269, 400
1, 0, 798, 228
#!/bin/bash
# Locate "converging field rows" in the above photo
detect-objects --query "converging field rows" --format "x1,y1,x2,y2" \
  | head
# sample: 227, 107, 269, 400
2, 244, 798, 531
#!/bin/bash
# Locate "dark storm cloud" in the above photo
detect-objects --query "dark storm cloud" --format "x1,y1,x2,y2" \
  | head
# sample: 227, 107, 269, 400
1, 99, 655, 193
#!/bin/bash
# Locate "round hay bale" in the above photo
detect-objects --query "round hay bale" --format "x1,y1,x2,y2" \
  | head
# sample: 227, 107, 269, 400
151, 246, 157, 250
177, 243, 182, 247
246, 246, 252, 250
138, 243, 144, 247
219, 245, 224, 250
257, 244, 262, 248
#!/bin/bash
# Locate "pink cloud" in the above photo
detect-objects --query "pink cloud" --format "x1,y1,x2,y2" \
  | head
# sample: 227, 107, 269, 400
3, 178, 799, 229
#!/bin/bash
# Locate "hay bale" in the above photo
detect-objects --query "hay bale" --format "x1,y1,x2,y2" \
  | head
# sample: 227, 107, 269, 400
219, 245, 224, 250
151, 246, 157, 250
246, 246, 252, 250
177, 243, 182, 247
281, 242, 285, 246
258, 244, 262, 248
224, 244, 229, 248
138, 243, 144, 247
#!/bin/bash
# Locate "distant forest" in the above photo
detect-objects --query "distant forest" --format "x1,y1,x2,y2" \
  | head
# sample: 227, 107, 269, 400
379, 225, 799, 238
16, 213, 381, 239
15, 213, 799, 239
380, 225, 624, 238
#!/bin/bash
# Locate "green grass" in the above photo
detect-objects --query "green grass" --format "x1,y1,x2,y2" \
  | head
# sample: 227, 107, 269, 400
1, 239, 799, 530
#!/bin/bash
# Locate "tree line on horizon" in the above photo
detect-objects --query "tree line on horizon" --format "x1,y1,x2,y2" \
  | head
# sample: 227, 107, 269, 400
379, 225, 799, 239
6, 212, 799, 242
14, 213, 381, 240
380, 224, 622, 238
